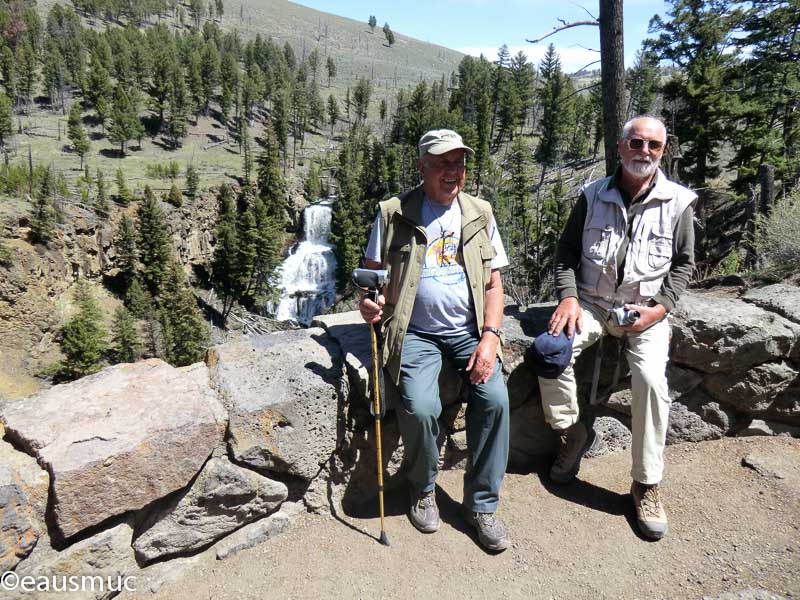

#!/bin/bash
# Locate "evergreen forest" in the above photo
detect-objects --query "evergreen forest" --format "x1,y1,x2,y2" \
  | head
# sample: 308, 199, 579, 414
0, 0, 798, 382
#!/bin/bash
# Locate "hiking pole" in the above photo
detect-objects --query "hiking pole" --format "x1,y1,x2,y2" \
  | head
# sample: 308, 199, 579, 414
352, 268, 390, 547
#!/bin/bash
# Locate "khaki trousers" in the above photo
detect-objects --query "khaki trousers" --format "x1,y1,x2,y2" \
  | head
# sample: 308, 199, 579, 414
538, 300, 671, 485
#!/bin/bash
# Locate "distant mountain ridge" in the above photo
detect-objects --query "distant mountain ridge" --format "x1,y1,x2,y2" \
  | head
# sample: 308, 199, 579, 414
211, 0, 464, 93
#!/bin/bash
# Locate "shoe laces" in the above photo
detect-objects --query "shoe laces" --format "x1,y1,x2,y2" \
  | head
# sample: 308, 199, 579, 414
640, 486, 662, 518
416, 490, 436, 510
475, 512, 501, 532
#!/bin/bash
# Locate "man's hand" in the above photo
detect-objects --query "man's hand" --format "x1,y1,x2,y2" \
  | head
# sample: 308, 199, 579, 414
547, 297, 582, 337
619, 303, 666, 333
466, 334, 498, 385
358, 293, 385, 324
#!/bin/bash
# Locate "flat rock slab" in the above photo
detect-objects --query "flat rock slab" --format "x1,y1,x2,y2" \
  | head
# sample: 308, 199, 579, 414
0, 359, 227, 540
742, 284, 800, 326
214, 510, 292, 560
313, 312, 371, 402
741, 449, 793, 480
671, 291, 799, 373
0, 438, 49, 571
133, 457, 287, 563
212, 330, 345, 482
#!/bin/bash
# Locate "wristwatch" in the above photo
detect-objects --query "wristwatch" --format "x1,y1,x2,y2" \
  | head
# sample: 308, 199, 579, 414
482, 326, 503, 340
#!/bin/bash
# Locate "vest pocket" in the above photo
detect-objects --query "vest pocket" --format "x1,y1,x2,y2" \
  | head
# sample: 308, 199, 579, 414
479, 242, 497, 281
583, 225, 614, 265
386, 244, 411, 304
647, 228, 673, 269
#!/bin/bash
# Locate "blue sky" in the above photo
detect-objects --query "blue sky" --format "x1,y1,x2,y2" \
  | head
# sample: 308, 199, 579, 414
293, 0, 668, 73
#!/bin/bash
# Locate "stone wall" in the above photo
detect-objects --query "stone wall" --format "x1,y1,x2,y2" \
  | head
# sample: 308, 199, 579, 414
1, 285, 797, 598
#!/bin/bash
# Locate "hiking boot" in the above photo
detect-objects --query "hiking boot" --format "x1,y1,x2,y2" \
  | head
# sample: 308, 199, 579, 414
550, 421, 597, 483
464, 510, 510, 552
408, 487, 439, 533
631, 481, 668, 540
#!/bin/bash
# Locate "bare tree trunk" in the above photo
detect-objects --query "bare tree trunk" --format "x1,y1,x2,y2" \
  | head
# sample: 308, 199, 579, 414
759, 163, 774, 216
599, 0, 625, 177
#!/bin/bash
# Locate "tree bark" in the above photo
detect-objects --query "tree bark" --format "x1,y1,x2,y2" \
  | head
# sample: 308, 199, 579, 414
759, 163, 774, 216
599, 0, 625, 176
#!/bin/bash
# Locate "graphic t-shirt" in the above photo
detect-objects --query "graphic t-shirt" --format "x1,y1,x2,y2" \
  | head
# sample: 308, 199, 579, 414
364, 195, 508, 336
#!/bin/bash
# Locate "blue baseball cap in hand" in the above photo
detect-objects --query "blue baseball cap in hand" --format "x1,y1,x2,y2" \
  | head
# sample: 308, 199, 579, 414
527, 330, 574, 379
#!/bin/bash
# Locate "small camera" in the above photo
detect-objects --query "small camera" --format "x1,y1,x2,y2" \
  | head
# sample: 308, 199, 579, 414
610, 306, 640, 326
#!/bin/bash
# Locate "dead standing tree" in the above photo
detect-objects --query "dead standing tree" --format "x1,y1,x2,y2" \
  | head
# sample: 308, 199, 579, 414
527, 0, 625, 177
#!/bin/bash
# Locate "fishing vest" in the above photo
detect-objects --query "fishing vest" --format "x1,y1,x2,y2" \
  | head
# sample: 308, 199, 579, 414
377, 185, 501, 384
578, 168, 697, 310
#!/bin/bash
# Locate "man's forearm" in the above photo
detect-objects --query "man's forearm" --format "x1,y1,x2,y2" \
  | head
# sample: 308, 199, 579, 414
483, 269, 504, 329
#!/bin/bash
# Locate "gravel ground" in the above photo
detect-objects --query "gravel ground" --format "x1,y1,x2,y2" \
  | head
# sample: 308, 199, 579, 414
119, 436, 800, 600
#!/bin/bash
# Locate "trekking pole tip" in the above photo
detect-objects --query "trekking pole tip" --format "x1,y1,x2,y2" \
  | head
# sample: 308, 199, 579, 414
379, 531, 391, 546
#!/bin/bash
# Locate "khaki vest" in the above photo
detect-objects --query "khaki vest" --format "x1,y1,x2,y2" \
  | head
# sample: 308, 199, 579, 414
377, 185, 501, 384
578, 168, 697, 310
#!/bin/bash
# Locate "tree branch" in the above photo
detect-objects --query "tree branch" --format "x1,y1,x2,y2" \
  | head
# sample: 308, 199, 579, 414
526, 20, 598, 44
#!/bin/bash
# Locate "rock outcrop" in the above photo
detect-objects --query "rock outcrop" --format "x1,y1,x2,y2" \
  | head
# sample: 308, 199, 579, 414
0, 360, 226, 540
0, 284, 796, 598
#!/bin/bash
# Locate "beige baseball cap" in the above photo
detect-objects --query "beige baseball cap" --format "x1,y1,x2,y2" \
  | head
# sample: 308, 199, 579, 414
418, 129, 475, 159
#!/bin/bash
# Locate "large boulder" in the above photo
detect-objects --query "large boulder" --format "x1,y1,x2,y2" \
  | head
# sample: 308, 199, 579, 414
0, 437, 49, 571
9, 521, 137, 600
132, 457, 287, 563
0, 360, 227, 540
671, 291, 800, 373
212, 329, 346, 482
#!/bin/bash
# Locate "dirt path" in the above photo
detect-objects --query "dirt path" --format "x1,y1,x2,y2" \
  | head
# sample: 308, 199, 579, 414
121, 437, 799, 600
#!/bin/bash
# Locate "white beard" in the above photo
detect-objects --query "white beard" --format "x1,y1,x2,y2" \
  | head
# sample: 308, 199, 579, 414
622, 155, 660, 178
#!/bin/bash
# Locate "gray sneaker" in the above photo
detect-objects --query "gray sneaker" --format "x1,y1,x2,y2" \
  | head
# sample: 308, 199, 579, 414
408, 488, 439, 533
464, 510, 510, 552
550, 421, 597, 483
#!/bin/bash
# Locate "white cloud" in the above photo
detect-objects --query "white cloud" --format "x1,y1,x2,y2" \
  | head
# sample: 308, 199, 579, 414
455, 45, 601, 74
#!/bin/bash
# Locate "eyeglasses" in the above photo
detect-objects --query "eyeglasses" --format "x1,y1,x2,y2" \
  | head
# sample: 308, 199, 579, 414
424, 158, 466, 172
626, 138, 665, 152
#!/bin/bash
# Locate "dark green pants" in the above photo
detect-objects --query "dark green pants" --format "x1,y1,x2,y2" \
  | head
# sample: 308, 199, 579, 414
396, 331, 509, 513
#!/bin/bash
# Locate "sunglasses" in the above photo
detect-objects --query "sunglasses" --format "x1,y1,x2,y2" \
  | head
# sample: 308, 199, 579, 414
626, 138, 665, 152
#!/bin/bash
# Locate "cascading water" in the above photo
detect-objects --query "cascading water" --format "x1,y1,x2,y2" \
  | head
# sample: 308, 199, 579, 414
273, 199, 337, 325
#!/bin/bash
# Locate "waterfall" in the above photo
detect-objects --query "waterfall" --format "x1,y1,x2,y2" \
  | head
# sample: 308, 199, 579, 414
273, 199, 337, 325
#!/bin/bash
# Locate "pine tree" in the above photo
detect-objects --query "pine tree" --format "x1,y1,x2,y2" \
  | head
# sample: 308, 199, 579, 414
383, 23, 395, 47
535, 44, 572, 168
115, 168, 132, 206
0, 91, 13, 158
167, 183, 183, 207
305, 162, 322, 202
124, 277, 148, 317
326, 56, 336, 88
368, 15, 377, 32
210, 185, 240, 321
257, 122, 287, 220
30, 171, 57, 245
626, 49, 661, 117
110, 306, 142, 364
327, 94, 339, 136
136, 189, 172, 296
115, 213, 138, 288
159, 262, 208, 366
109, 86, 143, 156
330, 133, 367, 289
647, 0, 742, 187
352, 78, 372, 126
200, 40, 220, 114
59, 280, 106, 381
85, 58, 113, 125
186, 164, 199, 199
96, 169, 108, 212
67, 103, 90, 169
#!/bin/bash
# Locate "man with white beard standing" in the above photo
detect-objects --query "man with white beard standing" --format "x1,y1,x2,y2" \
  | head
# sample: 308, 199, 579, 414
534, 115, 696, 540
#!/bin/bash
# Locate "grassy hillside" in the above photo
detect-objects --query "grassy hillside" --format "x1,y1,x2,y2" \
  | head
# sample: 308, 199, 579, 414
17, 0, 465, 196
